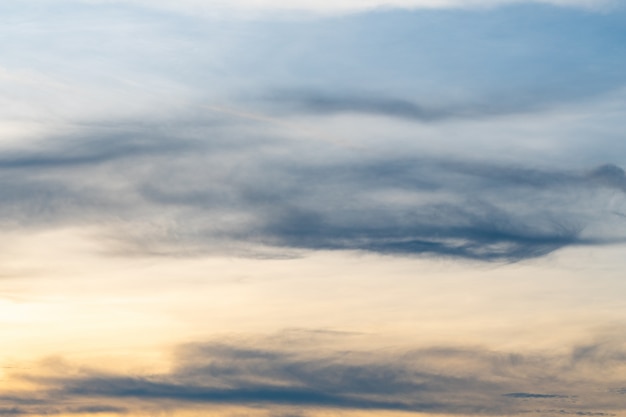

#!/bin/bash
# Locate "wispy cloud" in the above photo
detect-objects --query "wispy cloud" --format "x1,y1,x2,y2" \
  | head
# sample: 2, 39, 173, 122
0, 113, 624, 260
262, 90, 588, 122
503, 393, 570, 398
4, 330, 625, 416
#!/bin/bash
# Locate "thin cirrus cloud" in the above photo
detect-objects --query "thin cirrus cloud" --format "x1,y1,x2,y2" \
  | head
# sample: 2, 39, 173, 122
247, 6, 626, 117
2, 2, 626, 119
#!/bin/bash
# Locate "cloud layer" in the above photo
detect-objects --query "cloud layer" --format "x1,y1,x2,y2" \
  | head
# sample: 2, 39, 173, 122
0, 111, 624, 261
3, 330, 625, 416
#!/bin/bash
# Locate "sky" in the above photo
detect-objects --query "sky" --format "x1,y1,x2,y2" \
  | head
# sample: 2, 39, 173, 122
0, 0, 625, 416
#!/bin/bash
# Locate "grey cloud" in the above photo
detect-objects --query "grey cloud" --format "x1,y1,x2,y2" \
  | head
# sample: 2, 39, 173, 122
68, 406, 127, 414
0, 130, 198, 170
5, 331, 626, 416
266, 92, 456, 122
0, 405, 126, 416
0, 116, 624, 261
504, 393, 569, 398
263, 91, 549, 122
0, 409, 26, 416
259, 205, 584, 261
271, 414, 306, 417
57, 377, 428, 411
527, 412, 615, 417
589, 164, 626, 191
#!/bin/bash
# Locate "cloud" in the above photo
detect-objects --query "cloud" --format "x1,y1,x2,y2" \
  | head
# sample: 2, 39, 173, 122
504, 393, 570, 398
0, 406, 126, 416
3, 0, 625, 136
3, 0, 626, 261
589, 165, 626, 192
4, 330, 626, 416
0, 409, 28, 416
263, 90, 566, 122
0, 113, 624, 261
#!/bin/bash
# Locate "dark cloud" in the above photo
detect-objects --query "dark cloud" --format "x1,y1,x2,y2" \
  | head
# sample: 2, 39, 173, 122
258, 204, 584, 261
0, 409, 26, 416
271, 415, 306, 417
527, 411, 615, 417
68, 406, 128, 414
262, 90, 553, 122
56, 377, 429, 411
504, 393, 569, 399
0, 405, 126, 416
0, 116, 624, 261
0, 133, 193, 170
589, 164, 626, 191
266, 91, 461, 122
4, 331, 626, 416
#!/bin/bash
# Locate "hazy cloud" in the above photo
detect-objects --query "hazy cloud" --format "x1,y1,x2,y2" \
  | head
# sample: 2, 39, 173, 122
4, 330, 625, 416
264, 91, 563, 122
0, 116, 624, 260
504, 393, 570, 398
0, 0, 625, 262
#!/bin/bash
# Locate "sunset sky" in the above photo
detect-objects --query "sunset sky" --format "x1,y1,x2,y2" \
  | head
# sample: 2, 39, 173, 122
1, 1, 625, 416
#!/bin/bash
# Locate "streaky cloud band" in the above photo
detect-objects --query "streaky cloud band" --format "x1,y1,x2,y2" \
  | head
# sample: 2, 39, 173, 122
4, 329, 625, 415
0, 117, 625, 261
